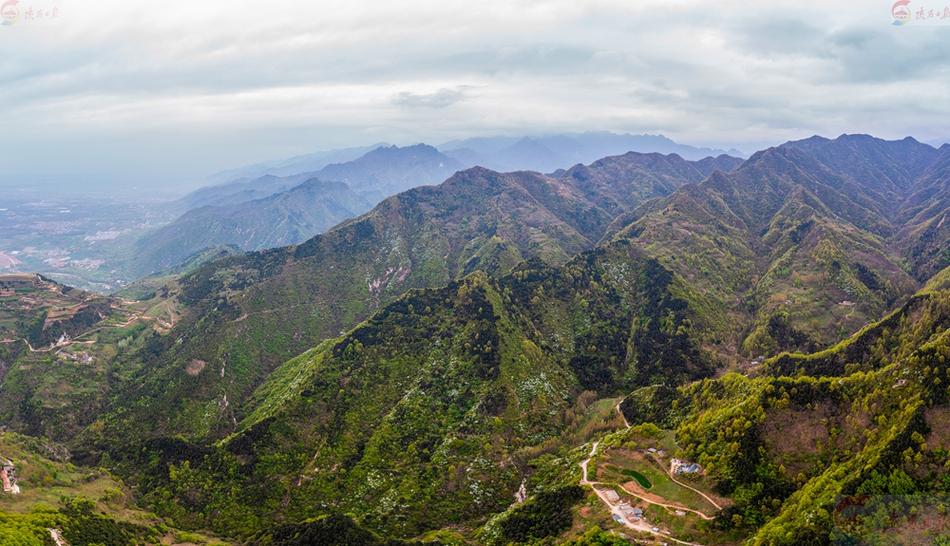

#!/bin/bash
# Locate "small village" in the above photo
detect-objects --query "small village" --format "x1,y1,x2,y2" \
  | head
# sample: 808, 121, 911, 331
0, 273, 178, 368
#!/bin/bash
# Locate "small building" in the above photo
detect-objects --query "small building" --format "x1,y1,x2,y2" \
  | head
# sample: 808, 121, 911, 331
619, 503, 643, 521
646, 447, 657, 454
602, 488, 621, 503
670, 458, 702, 475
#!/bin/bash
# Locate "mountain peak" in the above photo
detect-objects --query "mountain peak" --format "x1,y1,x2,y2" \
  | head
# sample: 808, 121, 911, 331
371, 143, 441, 155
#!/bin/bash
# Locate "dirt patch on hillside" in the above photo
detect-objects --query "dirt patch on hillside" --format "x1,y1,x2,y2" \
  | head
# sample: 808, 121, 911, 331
880, 509, 949, 545
926, 407, 950, 449
760, 400, 868, 476
186, 359, 207, 376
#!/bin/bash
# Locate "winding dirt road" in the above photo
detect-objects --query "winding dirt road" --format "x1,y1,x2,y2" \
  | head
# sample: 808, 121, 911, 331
619, 482, 714, 520
614, 400, 724, 512
660, 461, 723, 512
579, 441, 707, 546
615, 401, 630, 428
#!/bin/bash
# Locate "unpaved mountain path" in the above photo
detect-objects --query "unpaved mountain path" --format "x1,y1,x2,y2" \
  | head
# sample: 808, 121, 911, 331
618, 482, 714, 520
614, 400, 724, 511
48, 528, 68, 546
578, 440, 707, 546
615, 401, 630, 428
661, 462, 724, 511
580, 441, 598, 484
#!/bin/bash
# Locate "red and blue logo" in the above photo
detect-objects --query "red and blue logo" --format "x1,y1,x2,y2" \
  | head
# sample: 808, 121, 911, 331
892, 0, 912, 25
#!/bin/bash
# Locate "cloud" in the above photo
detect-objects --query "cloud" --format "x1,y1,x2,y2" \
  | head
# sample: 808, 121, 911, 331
0, 0, 948, 186
392, 86, 471, 109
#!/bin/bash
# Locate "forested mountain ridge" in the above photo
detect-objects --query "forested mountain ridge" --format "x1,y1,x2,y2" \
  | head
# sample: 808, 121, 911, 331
87, 241, 717, 539
79, 152, 722, 447
2, 135, 948, 546
613, 134, 949, 360
624, 270, 950, 544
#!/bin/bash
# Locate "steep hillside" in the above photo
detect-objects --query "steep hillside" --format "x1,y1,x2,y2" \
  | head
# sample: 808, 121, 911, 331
893, 143, 950, 281
81, 154, 710, 446
80, 168, 610, 445
614, 135, 946, 359
88, 243, 714, 539
619, 276, 950, 544
133, 179, 370, 275
0, 274, 178, 440
0, 432, 231, 546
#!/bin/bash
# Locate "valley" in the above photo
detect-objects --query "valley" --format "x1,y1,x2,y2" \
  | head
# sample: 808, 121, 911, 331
0, 191, 178, 292
6, 2, 950, 544
0, 136, 947, 546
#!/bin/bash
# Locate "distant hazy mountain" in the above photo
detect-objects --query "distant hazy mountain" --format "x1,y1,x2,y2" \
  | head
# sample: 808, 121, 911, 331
315, 143, 463, 202
180, 143, 462, 210
203, 143, 386, 185
133, 179, 370, 275
138, 144, 464, 274
440, 131, 744, 172
177, 171, 320, 211
181, 134, 735, 214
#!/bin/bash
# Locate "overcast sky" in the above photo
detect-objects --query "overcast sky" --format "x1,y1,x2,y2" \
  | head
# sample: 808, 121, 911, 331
1, 0, 949, 189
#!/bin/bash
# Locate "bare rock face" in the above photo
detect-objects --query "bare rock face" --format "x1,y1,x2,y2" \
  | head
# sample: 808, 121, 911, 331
1, 458, 19, 494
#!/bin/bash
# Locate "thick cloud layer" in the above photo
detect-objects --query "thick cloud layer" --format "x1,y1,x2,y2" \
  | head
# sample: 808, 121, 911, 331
1, 0, 948, 188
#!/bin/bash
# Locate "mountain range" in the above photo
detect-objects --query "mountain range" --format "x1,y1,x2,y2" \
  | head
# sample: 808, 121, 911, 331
131, 144, 464, 275
0, 134, 948, 546
440, 132, 744, 172
202, 144, 387, 186
86, 150, 732, 447
130, 134, 743, 278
